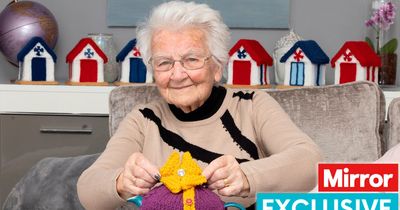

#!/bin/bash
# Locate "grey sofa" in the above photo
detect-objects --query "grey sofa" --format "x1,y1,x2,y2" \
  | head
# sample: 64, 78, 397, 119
387, 97, 400, 150
3, 81, 399, 209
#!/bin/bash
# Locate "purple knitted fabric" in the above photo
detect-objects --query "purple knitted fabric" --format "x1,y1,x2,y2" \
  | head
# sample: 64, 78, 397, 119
194, 187, 225, 210
140, 185, 225, 210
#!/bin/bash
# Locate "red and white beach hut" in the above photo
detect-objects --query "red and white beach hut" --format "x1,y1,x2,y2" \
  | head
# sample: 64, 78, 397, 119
227, 39, 273, 87
66, 38, 108, 85
331, 41, 381, 84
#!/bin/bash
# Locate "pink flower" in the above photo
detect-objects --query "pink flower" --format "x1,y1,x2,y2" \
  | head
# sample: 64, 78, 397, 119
365, 1, 398, 55
365, 2, 396, 31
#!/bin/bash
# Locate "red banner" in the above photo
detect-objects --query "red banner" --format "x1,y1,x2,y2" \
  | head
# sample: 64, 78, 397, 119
318, 163, 398, 192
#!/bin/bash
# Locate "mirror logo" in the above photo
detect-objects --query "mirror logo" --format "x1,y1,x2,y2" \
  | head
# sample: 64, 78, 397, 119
256, 163, 399, 210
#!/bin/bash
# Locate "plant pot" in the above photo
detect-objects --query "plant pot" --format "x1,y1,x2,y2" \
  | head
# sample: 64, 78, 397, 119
379, 53, 397, 86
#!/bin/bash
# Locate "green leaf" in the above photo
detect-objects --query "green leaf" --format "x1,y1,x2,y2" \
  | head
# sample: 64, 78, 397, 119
365, 37, 375, 51
381, 38, 398, 54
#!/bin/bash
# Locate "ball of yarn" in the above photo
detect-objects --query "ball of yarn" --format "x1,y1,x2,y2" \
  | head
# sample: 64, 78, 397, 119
140, 185, 224, 210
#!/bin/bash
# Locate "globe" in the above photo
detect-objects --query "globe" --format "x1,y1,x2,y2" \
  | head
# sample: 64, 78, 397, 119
0, 0, 58, 66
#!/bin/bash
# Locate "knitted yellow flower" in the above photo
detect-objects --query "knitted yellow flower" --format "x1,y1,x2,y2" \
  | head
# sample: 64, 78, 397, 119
159, 151, 207, 210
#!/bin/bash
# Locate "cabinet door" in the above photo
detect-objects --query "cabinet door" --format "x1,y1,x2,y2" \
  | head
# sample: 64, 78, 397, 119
0, 114, 109, 206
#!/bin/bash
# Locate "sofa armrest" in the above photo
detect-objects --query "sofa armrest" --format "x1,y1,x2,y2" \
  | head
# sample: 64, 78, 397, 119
387, 97, 400, 150
3, 154, 138, 210
2, 154, 99, 210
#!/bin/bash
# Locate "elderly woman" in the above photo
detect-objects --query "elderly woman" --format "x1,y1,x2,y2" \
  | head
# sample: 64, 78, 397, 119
77, 1, 321, 209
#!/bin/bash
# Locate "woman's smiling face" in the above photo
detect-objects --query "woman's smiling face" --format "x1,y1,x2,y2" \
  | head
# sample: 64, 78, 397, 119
151, 27, 222, 113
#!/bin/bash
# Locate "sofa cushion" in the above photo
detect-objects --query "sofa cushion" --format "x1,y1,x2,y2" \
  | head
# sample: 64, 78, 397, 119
109, 84, 161, 137
267, 81, 385, 162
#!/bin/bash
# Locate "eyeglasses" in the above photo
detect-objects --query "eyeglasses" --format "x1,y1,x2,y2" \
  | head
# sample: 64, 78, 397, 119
149, 54, 212, 72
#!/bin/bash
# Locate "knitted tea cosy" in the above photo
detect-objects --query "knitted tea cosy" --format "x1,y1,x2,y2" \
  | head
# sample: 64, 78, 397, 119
140, 152, 224, 210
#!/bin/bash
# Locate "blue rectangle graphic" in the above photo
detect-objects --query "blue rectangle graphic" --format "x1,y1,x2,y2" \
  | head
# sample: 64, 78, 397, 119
107, 0, 289, 29
256, 193, 398, 210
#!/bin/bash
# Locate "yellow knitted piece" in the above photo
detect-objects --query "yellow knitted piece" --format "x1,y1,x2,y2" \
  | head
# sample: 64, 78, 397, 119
159, 152, 181, 193
159, 151, 207, 210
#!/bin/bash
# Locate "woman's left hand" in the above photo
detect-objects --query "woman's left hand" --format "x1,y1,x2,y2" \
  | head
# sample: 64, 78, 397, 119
202, 155, 250, 197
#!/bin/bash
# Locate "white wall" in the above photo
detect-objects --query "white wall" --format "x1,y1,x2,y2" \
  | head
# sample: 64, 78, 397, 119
0, 0, 399, 85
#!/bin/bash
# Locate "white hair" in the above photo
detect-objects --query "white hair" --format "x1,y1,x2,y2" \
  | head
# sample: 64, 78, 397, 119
136, 1, 230, 71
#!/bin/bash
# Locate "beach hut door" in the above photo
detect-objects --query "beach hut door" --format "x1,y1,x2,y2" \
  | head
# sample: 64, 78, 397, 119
290, 62, 304, 86
339, 63, 356, 84
233, 60, 251, 85
80, 59, 98, 82
31, 57, 46, 81
129, 58, 146, 82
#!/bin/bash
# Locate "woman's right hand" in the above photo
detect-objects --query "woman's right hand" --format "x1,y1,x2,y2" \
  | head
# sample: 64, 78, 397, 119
116, 152, 160, 200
